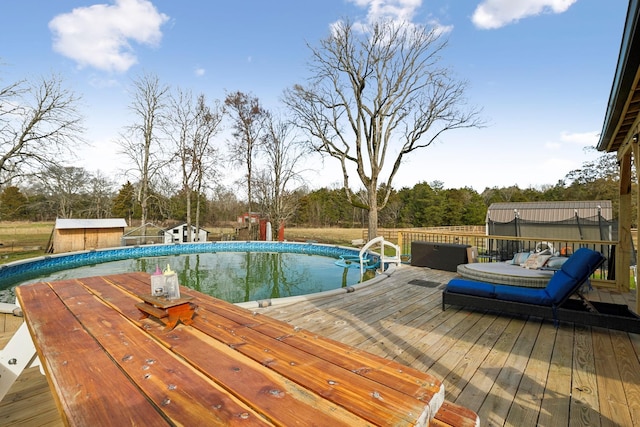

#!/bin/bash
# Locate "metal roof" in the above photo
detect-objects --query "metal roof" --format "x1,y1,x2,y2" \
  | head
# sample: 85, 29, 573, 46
597, 0, 640, 154
486, 201, 613, 223
55, 218, 128, 230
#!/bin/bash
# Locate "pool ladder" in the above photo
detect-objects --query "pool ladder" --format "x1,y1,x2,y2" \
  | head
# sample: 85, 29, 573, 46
358, 236, 402, 281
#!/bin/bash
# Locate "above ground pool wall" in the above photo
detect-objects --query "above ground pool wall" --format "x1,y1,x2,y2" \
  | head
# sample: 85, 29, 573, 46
0, 241, 361, 290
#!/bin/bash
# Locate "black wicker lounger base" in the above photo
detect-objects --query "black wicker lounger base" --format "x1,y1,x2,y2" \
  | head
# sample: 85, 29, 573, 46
442, 290, 640, 334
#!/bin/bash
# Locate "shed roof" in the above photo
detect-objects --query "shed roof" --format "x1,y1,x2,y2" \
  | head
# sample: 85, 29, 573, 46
486, 201, 613, 223
55, 218, 128, 230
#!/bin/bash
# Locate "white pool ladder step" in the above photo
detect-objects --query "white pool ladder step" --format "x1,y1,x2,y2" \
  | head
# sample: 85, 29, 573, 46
359, 236, 402, 281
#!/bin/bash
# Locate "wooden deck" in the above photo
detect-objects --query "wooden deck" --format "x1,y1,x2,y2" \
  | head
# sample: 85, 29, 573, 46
2, 265, 640, 426
0, 312, 62, 426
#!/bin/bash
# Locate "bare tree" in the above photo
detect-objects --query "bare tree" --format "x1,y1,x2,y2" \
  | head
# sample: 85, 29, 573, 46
119, 73, 169, 228
37, 165, 90, 218
0, 74, 84, 187
224, 91, 267, 233
283, 19, 484, 238
254, 114, 306, 238
167, 89, 222, 240
86, 171, 115, 219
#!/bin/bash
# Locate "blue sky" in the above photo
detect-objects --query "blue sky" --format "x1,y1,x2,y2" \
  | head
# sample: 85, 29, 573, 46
0, 0, 629, 193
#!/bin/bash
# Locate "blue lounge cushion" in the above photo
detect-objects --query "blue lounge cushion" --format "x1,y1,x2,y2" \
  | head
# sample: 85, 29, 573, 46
493, 284, 552, 305
560, 248, 604, 280
543, 270, 579, 304
444, 248, 603, 308
446, 279, 496, 298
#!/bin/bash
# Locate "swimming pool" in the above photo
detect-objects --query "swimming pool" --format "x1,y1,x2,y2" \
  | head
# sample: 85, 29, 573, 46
0, 241, 379, 306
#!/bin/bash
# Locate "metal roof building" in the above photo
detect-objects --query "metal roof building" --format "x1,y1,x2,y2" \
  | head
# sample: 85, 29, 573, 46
486, 201, 615, 244
486, 201, 613, 223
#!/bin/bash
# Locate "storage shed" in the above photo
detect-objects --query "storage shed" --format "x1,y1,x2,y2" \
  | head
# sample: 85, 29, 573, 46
485, 201, 616, 262
486, 201, 614, 241
52, 218, 128, 253
164, 223, 209, 243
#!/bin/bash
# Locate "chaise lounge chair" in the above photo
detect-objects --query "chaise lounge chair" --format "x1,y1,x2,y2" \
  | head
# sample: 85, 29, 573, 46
442, 248, 640, 333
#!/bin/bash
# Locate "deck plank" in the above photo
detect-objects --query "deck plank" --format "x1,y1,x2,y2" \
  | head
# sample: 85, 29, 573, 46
3, 265, 640, 426
504, 321, 555, 426
455, 318, 525, 414
0, 366, 62, 427
444, 315, 511, 400
571, 324, 602, 427
610, 330, 640, 425
471, 318, 542, 425
538, 323, 573, 426
593, 327, 634, 426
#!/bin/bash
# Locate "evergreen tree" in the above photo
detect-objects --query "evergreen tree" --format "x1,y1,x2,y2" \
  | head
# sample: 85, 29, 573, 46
112, 181, 140, 224
0, 186, 28, 220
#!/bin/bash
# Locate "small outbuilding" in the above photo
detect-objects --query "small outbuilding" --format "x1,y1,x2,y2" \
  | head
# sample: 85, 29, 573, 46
164, 223, 209, 243
52, 218, 128, 253
485, 201, 616, 262
486, 200, 614, 240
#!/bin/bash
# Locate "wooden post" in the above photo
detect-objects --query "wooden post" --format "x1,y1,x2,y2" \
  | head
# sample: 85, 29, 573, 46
618, 150, 632, 293
634, 141, 640, 313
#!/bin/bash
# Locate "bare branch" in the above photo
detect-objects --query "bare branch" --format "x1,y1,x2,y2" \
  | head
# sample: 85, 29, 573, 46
0, 73, 84, 187
283, 19, 484, 237
117, 72, 169, 226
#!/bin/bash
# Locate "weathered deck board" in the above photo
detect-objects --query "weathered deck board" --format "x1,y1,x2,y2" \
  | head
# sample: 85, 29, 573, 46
593, 328, 634, 426
505, 321, 555, 426
2, 264, 640, 426
259, 266, 640, 426
539, 323, 573, 426
571, 324, 601, 426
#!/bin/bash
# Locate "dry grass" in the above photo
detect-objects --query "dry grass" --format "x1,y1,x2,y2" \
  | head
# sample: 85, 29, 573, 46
0, 222, 54, 261
0, 221, 54, 238
283, 227, 365, 245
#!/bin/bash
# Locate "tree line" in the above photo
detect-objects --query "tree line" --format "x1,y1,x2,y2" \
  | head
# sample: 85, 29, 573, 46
0, 146, 625, 228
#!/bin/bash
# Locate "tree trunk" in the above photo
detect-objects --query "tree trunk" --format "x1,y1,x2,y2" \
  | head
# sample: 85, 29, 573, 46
185, 189, 192, 242
367, 189, 378, 241
195, 178, 202, 242
140, 181, 147, 231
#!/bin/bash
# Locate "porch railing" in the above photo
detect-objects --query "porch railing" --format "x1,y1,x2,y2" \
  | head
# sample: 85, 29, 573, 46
396, 230, 619, 289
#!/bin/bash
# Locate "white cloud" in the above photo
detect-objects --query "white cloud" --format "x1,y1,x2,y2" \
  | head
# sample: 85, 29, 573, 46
472, 0, 577, 30
544, 141, 562, 150
428, 19, 453, 37
88, 75, 121, 88
349, 0, 422, 23
49, 0, 169, 73
344, 0, 452, 38
194, 67, 205, 77
559, 130, 599, 145
541, 131, 597, 151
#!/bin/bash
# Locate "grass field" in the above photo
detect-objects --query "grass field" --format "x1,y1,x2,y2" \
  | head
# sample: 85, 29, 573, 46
283, 227, 364, 244
0, 222, 54, 262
